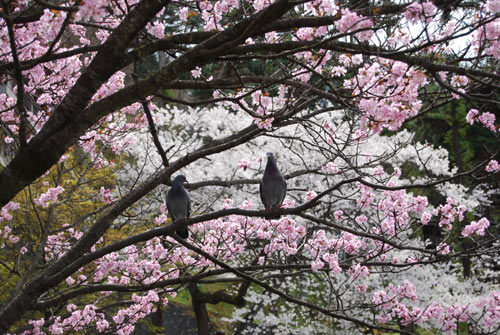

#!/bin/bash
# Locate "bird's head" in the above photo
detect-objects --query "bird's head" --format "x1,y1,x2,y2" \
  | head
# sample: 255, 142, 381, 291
266, 152, 278, 165
173, 174, 188, 186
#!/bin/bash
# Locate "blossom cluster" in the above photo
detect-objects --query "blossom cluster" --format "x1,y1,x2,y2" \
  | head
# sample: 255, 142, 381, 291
461, 217, 491, 237
347, 58, 426, 134
100, 187, 114, 205
0, 224, 20, 247
33, 186, 64, 208
466, 109, 498, 133
44, 226, 83, 262
335, 9, 374, 41
404, 1, 437, 24
471, 1, 500, 59
0, 201, 20, 222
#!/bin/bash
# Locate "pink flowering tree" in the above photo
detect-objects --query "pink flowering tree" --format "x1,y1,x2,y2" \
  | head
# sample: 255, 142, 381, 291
0, 0, 499, 334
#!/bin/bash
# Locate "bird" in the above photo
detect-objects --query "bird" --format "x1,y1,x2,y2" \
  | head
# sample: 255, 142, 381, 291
260, 153, 287, 220
166, 175, 190, 239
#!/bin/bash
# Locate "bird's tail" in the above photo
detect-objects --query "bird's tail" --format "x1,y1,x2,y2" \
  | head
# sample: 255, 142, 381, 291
176, 227, 189, 239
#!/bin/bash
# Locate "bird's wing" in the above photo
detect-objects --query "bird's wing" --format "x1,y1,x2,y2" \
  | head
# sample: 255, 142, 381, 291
279, 177, 287, 205
166, 193, 175, 220
260, 179, 267, 208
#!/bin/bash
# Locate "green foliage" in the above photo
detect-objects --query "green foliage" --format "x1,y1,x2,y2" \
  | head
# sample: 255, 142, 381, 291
0, 149, 118, 305
408, 99, 497, 175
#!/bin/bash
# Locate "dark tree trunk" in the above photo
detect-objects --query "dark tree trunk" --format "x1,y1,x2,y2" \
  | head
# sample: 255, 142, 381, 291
451, 107, 472, 279
188, 283, 211, 335
151, 303, 163, 328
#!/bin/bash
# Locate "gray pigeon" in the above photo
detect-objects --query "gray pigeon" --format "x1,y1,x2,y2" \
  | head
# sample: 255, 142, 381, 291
166, 175, 190, 239
260, 153, 287, 219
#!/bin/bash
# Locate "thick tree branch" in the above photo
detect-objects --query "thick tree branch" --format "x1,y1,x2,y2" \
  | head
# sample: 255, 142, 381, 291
0, 0, 301, 209
0, 0, 173, 329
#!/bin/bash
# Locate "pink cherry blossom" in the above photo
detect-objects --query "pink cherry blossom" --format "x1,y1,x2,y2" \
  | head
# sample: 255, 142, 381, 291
96, 319, 110, 332
333, 209, 344, 222
421, 212, 432, 225
487, 0, 500, 13
254, 117, 274, 129
437, 242, 450, 255
462, 217, 490, 237
322, 252, 342, 273
146, 22, 165, 39
413, 196, 429, 213
0, 201, 20, 222
355, 215, 368, 225
305, 191, 317, 202
191, 67, 202, 78
404, 1, 437, 24
331, 66, 347, 77
335, 9, 374, 41
34, 186, 64, 208
100, 187, 113, 205
466, 109, 479, 125
348, 264, 369, 279
311, 258, 324, 272
321, 162, 339, 174
485, 160, 500, 172
66, 276, 75, 286
433, 198, 466, 231
237, 159, 251, 170
478, 112, 497, 132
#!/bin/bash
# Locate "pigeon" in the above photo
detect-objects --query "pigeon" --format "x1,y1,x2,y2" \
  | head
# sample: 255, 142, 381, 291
166, 175, 190, 239
260, 153, 287, 219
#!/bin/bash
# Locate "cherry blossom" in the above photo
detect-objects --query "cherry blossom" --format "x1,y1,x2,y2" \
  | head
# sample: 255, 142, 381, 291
335, 9, 374, 41
485, 160, 500, 172
466, 109, 479, 125
462, 218, 490, 237
487, 0, 500, 13
100, 187, 114, 205
191, 67, 202, 78
33, 186, 64, 208
348, 264, 369, 279
404, 1, 437, 24
421, 212, 432, 225
321, 162, 339, 174
237, 159, 251, 170
305, 191, 317, 202
436, 242, 451, 255
333, 209, 343, 222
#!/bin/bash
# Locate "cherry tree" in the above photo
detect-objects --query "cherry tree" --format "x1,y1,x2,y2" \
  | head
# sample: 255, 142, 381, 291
0, 0, 499, 334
